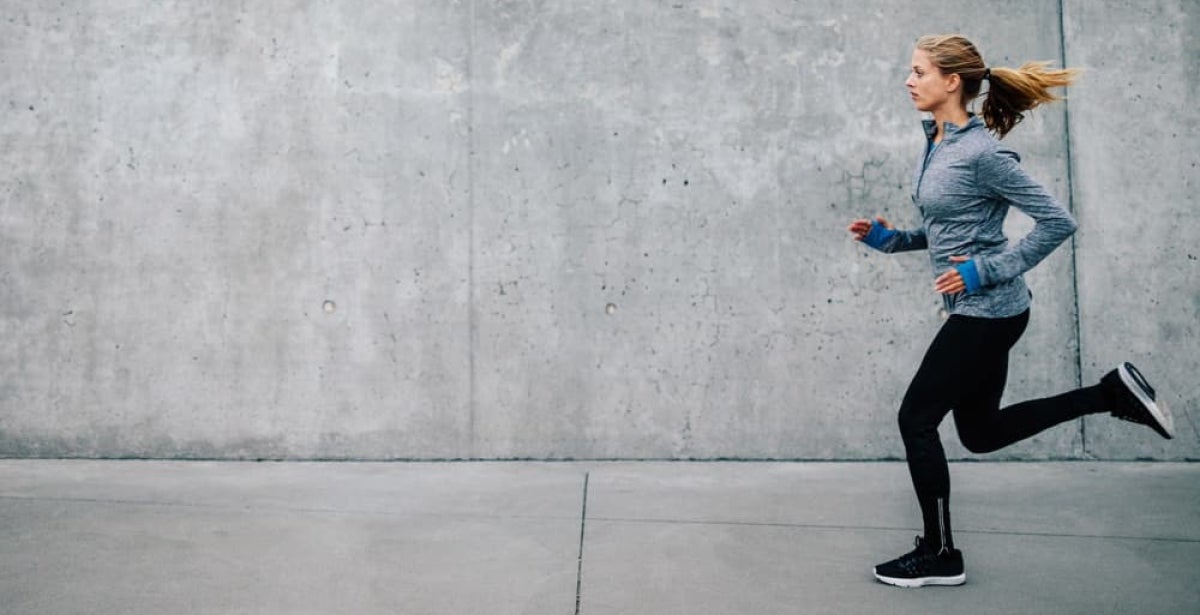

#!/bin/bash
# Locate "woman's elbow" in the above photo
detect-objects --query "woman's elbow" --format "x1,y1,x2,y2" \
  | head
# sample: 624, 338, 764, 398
1052, 213, 1078, 239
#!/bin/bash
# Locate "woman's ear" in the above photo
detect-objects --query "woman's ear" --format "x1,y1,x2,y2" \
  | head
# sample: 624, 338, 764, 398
946, 72, 962, 93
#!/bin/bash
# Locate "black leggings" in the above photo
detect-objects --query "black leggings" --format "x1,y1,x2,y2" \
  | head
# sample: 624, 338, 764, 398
898, 310, 1107, 547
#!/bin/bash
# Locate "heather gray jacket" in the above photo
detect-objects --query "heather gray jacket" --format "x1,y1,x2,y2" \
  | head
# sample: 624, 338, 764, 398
878, 116, 1078, 318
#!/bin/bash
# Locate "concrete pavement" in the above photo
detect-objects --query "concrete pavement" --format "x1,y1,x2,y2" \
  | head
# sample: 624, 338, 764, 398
2, 460, 1198, 614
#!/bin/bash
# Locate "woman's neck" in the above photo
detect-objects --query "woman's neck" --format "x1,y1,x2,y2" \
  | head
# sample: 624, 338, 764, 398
931, 106, 970, 142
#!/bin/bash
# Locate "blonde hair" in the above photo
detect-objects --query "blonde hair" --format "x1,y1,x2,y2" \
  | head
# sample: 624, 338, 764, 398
915, 34, 1080, 138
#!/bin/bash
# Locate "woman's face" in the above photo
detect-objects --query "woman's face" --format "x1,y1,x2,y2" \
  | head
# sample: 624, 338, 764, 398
905, 48, 955, 113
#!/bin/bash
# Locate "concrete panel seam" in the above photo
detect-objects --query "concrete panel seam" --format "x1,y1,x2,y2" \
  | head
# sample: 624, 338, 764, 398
1058, 0, 1087, 455
467, 0, 479, 457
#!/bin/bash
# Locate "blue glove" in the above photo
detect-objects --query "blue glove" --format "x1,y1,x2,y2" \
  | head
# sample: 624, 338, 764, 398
954, 259, 982, 293
861, 221, 897, 251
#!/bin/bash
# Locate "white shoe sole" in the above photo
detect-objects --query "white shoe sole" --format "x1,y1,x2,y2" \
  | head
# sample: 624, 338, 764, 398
1118, 363, 1174, 439
873, 571, 966, 588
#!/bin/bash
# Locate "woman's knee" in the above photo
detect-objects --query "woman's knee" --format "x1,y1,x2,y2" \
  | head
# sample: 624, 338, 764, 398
898, 404, 935, 441
956, 428, 1001, 454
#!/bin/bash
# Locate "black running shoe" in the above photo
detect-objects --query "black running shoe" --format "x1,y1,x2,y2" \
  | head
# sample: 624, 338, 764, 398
873, 536, 965, 588
1103, 362, 1174, 439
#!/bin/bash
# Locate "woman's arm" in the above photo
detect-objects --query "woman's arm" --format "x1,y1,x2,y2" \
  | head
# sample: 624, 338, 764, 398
969, 147, 1078, 287
849, 217, 928, 253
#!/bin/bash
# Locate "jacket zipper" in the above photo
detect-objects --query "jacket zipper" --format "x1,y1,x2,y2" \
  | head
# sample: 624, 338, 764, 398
916, 134, 939, 200
919, 125, 954, 315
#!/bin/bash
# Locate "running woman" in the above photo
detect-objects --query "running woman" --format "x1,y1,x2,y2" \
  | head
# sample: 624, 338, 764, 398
848, 34, 1174, 588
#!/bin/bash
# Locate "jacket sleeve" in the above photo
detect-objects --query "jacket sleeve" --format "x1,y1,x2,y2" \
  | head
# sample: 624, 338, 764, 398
862, 221, 927, 253
883, 228, 928, 253
972, 147, 1077, 287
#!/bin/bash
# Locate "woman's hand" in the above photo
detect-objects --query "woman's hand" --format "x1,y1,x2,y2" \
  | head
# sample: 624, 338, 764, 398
848, 216, 892, 241
934, 255, 971, 295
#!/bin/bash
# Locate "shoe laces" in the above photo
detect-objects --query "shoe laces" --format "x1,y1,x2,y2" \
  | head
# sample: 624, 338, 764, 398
1110, 365, 1156, 424
1112, 394, 1153, 425
1114, 410, 1150, 425
896, 536, 943, 573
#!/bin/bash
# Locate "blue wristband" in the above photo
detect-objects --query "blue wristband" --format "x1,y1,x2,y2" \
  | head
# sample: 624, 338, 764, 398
862, 222, 897, 251
955, 259, 982, 293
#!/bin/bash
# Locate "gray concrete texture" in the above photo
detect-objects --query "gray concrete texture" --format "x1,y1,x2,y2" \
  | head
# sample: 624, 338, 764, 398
0, 1, 1196, 460
2, 460, 1198, 614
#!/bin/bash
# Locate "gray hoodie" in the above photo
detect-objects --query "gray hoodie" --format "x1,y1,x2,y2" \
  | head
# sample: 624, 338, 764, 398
878, 116, 1078, 318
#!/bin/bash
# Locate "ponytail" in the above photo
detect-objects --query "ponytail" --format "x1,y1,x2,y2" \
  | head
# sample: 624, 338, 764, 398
983, 62, 1080, 138
915, 35, 1080, 139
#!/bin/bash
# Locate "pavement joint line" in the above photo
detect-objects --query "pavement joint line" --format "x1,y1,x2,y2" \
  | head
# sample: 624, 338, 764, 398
585, 515, 1200, 544
4, 494, 1197, 544
574, 472, 590, 615
0, 494, 584, 522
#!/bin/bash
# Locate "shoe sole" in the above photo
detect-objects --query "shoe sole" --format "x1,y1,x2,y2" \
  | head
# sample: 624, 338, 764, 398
873, 571, 966, 588
1118, 363, 1174, 439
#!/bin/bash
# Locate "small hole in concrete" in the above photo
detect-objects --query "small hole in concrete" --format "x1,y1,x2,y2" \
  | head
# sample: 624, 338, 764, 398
323, 300, 337, 314
605, 303, 617, 315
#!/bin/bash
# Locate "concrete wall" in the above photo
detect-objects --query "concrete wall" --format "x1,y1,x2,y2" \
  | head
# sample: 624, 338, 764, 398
1, 1, 1195, 460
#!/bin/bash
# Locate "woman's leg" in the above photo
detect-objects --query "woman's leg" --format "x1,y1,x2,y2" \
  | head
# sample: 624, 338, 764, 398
877, 312, 1029, 588
880, 310, 1172, 587
896, 313, 1025, 552
954, 386, 1108, 454
951, 316, 1108, 454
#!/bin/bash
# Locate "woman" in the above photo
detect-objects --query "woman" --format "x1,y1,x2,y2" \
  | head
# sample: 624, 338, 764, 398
848, 34, 1174, 588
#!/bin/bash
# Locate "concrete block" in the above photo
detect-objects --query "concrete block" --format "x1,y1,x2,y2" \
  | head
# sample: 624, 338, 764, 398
469, 1, 1078, 459
1064, 0, 1200, 458
579, 462, 1200, 615
0, 460, 586, 614
0, 3, 474, 459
